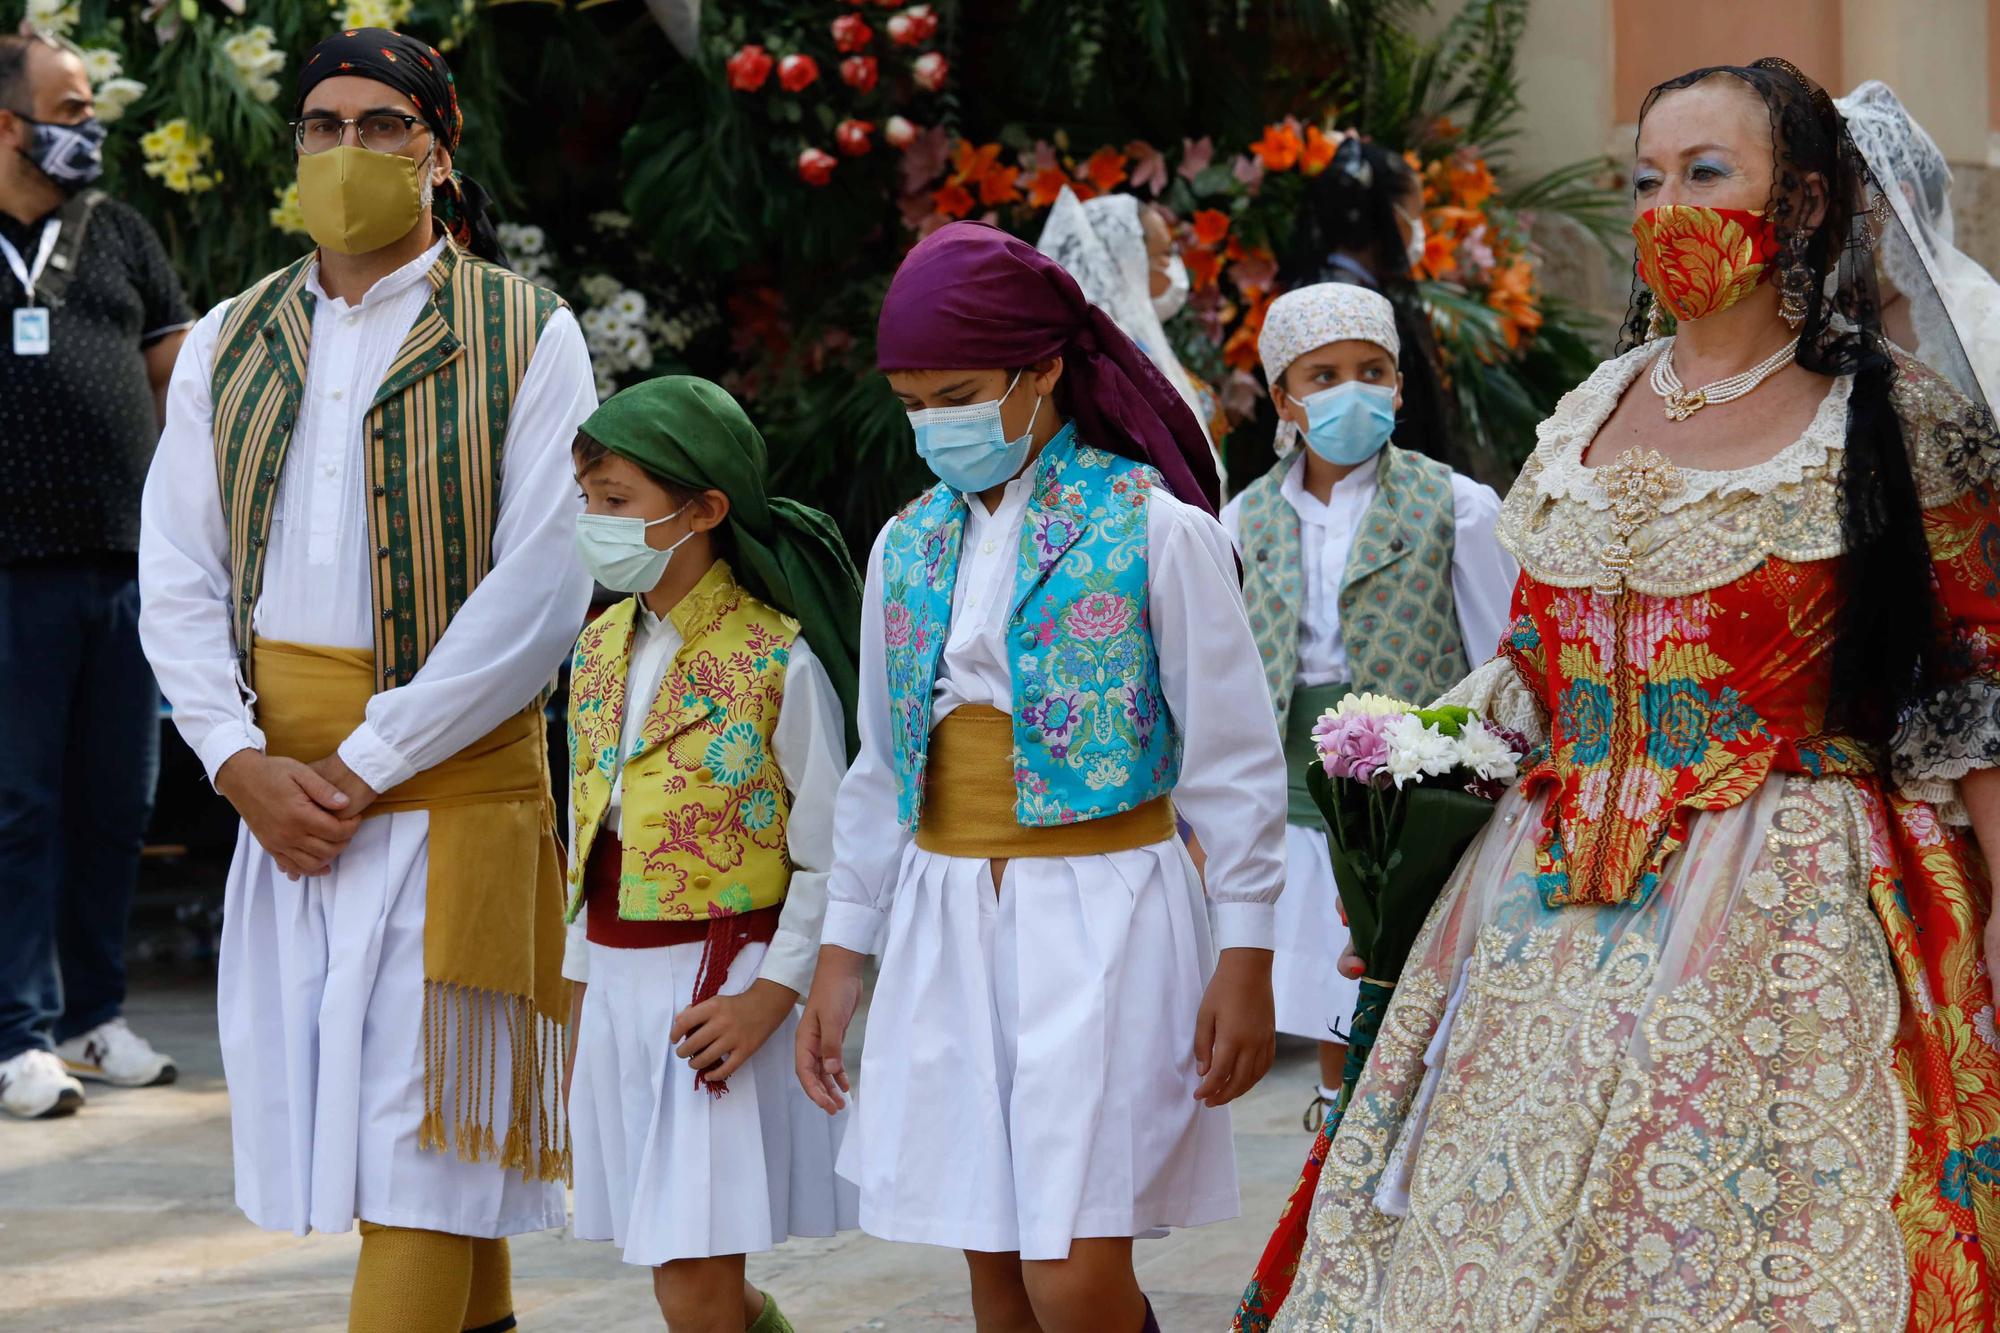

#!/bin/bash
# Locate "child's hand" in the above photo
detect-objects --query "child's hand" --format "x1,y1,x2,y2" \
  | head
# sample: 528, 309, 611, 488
1192, 947, 1276, 1107
671, 979, 797, 1085
795, 945, 866, 1115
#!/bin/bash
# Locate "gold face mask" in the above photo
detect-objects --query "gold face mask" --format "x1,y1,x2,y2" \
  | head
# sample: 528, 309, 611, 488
296, 145, 426, 256
1631, 204, 1782, 323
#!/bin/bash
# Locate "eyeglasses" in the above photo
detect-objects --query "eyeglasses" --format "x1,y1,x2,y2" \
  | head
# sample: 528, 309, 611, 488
291, 113, 427, 155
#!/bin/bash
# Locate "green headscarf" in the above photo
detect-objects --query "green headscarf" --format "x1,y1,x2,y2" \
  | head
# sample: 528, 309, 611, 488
580, 377, 863, 754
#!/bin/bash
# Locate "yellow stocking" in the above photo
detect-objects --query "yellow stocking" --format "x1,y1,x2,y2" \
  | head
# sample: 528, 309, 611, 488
348, 1221, 474, 1333
462, 1237, 516, 1332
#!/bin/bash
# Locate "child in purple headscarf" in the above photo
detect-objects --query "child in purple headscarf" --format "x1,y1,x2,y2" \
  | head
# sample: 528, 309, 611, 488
794, 221, 1289, 1333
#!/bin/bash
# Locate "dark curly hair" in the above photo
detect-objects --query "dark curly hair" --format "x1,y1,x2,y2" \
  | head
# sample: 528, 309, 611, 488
1620, 58, 1932, 747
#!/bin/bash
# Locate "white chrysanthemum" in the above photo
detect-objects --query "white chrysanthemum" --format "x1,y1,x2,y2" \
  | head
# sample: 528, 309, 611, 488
1333, 692, 1413, 719
579, 273, 624, 306
94, 78, 146, 125
25, 0, 79, 38
1383, 713, 1458, 788
79, 47, 121, 84
610, 289, 646, 322
1455, 720, 1518, 782
616, 329, 652, 369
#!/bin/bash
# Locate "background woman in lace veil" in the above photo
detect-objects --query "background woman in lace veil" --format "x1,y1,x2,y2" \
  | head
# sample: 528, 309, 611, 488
1035, 186, 1229, 490
1277, 136, 1472, 480
1838, 79, 2000, 407
1236, 56, 2000, 1332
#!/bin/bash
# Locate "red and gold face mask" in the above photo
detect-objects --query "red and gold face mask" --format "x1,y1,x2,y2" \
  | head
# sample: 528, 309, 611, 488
1631, 204, 1782, 323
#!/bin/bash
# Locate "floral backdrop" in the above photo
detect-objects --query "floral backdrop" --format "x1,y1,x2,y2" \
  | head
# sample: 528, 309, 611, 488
5, 0, 1621, 549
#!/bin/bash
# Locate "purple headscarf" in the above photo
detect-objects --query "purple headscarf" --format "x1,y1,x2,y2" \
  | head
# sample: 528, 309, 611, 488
876, 221, 1221, 514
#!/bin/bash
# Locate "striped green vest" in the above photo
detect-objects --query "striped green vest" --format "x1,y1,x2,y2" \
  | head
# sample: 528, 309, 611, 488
1238, 446, 1470, 732
210, 239, 564, 691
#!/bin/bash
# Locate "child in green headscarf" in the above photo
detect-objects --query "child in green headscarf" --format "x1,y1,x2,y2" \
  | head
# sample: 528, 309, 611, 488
558, 376, 860, 1332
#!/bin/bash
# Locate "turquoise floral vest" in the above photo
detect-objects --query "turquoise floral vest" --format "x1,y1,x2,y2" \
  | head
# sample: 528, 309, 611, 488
880, 425, 1182, 828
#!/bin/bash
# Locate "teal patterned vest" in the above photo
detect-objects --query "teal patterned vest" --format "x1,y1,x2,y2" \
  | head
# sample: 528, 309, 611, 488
880, 425, 1182, 829
1238, 446, 1469, 732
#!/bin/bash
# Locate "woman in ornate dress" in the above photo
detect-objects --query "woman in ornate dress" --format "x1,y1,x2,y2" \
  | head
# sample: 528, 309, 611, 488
1240, 57, 2000, 1331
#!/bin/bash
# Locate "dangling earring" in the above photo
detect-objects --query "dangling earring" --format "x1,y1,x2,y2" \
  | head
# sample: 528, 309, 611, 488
1779, 263, 1810, 331
1645, 300, 1667, 342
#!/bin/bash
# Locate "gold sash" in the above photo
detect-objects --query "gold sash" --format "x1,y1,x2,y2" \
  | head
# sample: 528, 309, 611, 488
914, 705, 1176, 857
252, 638, 569, 1183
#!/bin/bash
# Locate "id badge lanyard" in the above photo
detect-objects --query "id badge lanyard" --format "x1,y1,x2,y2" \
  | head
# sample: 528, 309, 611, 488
1, 218, 60, 356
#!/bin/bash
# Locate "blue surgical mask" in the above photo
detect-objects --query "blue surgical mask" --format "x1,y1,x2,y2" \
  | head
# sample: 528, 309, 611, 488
908, 370, 1043, 494
1288, 381, 1398, 466
574, 503, 691, 593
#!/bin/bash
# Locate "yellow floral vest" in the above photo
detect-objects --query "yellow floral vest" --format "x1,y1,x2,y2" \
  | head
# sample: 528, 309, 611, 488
565, 561, 798, 923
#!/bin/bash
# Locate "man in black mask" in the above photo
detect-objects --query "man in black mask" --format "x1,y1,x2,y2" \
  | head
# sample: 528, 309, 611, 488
0, 30, 191, 1121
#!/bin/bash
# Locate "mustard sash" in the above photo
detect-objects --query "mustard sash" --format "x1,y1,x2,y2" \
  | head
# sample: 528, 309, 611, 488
252, 638, 569, 1183
913, 705, 1176, 858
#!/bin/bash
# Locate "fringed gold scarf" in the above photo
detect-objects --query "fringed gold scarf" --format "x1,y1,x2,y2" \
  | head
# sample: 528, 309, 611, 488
251, 638, 570, 1184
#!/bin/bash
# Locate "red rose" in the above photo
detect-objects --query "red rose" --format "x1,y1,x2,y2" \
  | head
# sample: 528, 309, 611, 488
912, 51, 948, 92
835, 118, 875, 157
797, 147, 837, 186
839, 54, 879, 92
885, 14, 914, 44
884, 114, 919, 149
777, 53, 820, 93
725, 44, 773, 93
905, 4, 938, 41
831, 14, 873, 53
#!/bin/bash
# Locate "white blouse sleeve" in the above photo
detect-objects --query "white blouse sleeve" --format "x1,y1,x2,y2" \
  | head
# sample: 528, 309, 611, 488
1448, 474, 1519, 664
335, 308, 597, 791
1148, 490, 1289, 951
821, 521, 913, 956
760, 637, 849, 995
139, 302, 269, 783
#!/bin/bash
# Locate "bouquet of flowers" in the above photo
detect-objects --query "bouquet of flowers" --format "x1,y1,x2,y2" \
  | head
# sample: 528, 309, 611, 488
1308, 693, 1524, 988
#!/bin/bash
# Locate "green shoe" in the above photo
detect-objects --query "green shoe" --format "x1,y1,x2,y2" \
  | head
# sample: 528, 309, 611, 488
747, 1290, 794, 1333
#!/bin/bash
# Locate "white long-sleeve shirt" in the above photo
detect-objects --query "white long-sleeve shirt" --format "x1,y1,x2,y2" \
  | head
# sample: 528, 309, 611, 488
1220, 453, 1518, 682
561, 608, 846, 997
821, 469, 1290, 954
139, 239, 597, 792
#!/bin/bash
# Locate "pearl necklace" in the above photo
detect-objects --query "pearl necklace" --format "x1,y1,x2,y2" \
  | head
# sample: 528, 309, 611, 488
1648, 336, 1800, 421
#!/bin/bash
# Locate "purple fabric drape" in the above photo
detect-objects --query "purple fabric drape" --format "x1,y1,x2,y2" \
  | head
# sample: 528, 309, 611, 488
877, 221, 1221, 514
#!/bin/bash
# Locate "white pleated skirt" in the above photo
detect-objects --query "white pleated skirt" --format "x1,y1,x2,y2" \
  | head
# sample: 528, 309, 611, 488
838, 837, 1241, 1261
568, 937, 858, 1266
217, 811, 567, 1238
1271, 823, 1360, 1044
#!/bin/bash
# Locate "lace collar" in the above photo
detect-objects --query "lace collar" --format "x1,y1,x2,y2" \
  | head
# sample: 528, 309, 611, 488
1529, 340, 1853, 514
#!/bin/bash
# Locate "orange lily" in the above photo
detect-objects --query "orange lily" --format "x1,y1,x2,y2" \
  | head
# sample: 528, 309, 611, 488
1027, 165, 1072, 208
1184, 245, 1223, 290
1300, 125, 1338, 176
1192, 209, 1230, 248
1250, 122, 1302, 172
1082, 146, 1128, 192
932, 181, 975, 219
979, 164, 1023, 206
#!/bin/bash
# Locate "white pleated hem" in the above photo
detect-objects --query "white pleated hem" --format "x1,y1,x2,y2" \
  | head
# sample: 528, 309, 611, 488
568, 938, 857, 1267
839, 837, 1241, 1262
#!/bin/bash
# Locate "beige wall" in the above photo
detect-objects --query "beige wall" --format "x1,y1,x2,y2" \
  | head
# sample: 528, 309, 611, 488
1612, 0, 1843, 120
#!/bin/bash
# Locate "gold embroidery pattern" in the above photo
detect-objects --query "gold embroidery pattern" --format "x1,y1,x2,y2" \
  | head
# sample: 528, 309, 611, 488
1279, 778, 1907, 1331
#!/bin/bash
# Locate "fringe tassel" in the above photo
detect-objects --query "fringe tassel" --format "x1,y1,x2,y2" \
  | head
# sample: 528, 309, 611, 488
419, 980, 568, 1185
689, 914, 755, 1097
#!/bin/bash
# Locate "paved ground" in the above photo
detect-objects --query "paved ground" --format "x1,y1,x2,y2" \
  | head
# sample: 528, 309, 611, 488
0, 968, 1319, 1332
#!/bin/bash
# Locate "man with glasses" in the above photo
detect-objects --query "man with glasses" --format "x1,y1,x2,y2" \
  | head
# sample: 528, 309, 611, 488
138, 28, 594, 1331
0, 31, 191, 1122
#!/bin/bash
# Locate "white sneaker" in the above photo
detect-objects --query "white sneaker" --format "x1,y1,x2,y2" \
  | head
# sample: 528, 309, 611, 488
56, 1018, 177, 1088
0, 1049, 86, 1119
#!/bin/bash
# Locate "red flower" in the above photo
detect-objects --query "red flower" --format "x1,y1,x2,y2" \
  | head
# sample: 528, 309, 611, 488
1082, 146, 1127, 192
840, 54, 879, 92
979, 164, 1022, 205
1300, 125, 1339, 176
777, 53, 820, 93
1191, 208, 1230, 248
1026, 164, 1072, 207
725, 44, 773, 93
1250, 122, 1302, 172
835, 118, 876, 157
904, 4, 938, 41
932, 181, 974, 218
1184, 245, 1223, 290
831, 14, 873, 52
797, 147, 837, 186
912, 51, 948, 92
884, 115, 920, 149
886, 13, 915, 44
